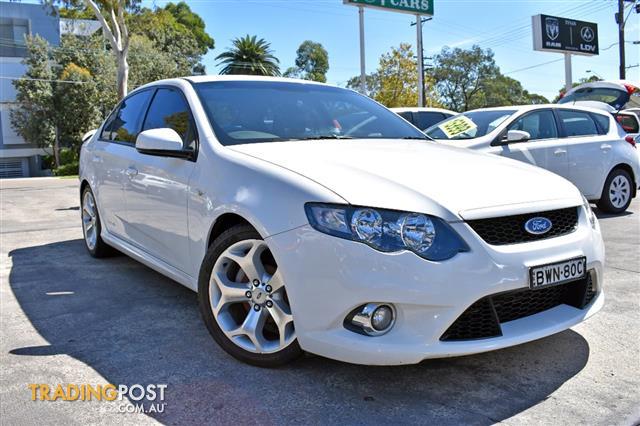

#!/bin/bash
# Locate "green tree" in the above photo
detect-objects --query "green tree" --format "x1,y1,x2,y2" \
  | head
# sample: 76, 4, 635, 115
163, 2, 214, 52
346, 44, 439, 107
54, 63, 101, 151
10, 36, 58, 165
284, 40, 329, 82
128, 6, 211, 75
127, 34, 184, 87
346, 73, 381, 98
480, 75, 549, 108
216, 35, 280, 76
432, 45, 500, 111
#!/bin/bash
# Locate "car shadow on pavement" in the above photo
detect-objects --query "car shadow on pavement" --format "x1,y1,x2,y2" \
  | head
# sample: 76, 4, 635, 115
8, 239, 590, 425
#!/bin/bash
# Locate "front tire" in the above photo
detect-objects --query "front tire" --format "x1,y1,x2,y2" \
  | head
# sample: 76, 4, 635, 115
198, 224, 302, 367
597, 169, 633, 214
81, 186, 115, 258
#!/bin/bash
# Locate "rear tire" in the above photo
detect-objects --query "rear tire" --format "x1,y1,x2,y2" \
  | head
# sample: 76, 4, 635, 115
198, 224, 303, 367
81, 186, 116, 258
597, 168, 633, 214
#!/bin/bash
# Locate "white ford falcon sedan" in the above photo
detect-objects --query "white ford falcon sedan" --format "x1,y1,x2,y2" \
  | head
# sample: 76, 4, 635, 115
79, 76, 604, 366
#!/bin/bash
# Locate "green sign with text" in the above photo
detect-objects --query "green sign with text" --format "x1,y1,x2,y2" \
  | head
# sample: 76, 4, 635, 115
344, 0, 433, 16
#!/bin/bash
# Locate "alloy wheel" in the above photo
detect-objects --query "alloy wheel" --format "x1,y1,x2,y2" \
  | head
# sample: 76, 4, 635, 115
209, 239, 295, 354
82, 191, 98, 250
609, 175, 630, 209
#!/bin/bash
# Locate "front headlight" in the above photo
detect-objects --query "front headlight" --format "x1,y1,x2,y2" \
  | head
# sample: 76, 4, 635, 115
305, 203, 469, 261
582, 195, 597, 229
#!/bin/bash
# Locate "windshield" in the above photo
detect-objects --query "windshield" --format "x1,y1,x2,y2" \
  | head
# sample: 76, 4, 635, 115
425, 109, 516, 140
558, 87, 630, 109
193, 81, 427, 145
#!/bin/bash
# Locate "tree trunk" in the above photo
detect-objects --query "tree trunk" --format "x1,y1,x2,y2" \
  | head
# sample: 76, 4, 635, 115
53, 126, 60, 169
117, 52, 129, 100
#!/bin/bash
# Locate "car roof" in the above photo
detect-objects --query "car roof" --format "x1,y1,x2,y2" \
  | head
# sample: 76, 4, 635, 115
134, 75, 337, 92
465, 103, 612, 116
390, 107, 457, 114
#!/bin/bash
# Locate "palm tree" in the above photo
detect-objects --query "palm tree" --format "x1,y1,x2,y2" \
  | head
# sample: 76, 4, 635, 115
216, 35, 281, 76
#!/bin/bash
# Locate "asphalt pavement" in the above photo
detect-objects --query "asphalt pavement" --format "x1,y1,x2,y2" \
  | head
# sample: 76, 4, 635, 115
1, 177, 638, 425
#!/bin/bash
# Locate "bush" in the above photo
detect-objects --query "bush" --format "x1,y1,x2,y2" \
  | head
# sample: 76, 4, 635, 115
53, 161, 79, 176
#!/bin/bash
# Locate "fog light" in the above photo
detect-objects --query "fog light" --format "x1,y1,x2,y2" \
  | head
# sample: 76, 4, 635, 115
371, 305, 393, 331
350, 303, 396, 336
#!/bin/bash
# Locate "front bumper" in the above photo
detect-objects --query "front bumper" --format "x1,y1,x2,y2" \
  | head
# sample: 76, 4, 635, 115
266, 208, 605, 365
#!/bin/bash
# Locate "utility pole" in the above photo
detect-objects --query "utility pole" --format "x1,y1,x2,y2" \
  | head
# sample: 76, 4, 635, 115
411, 17, 432, 107
416, 16, 424, 107
358, 6, 367, 94
618, 0, 626, 79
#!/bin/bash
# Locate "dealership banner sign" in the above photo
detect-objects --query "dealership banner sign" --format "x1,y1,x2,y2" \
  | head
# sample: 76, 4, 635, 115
344, 0, 433, 16
532, 14, 598, 56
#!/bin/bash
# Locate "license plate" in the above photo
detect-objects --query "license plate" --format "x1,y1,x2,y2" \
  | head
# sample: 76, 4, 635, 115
529, 257, 587, 289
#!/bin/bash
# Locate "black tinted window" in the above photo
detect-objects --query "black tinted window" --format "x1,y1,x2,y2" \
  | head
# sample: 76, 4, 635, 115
508, 110, 558, 140
397, 112, 413, 123
592, 113, 610, 134
143, 88, 195, 149
558, 110, 598, 137
415, 112, 447, 130
100, 109, 118, 140
110, 90, 152, 143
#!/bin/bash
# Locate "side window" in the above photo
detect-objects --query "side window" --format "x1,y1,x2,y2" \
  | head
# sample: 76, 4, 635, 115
110, 90, 152, 144
508, 110, 558, 140
614, 114, 639, 134
415, 112, 446, 130
558, 110, 599, 137
142, 88, 196, 149
100, 108, 118, 140
592, 113, 610, 135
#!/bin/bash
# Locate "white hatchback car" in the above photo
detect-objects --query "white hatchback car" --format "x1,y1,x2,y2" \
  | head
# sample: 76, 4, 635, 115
80, 77, 604, 366
391, 107, 457, 131
426, 105, 640, 213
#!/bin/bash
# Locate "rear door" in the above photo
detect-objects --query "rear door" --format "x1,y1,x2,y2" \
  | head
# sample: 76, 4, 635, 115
92, 90, 153, 238
559, 109, 612, 198
122, 87, 197, 273
490, 109, 570, 180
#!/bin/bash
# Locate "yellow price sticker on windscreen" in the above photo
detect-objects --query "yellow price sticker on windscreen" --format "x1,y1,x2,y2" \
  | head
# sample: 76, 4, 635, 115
438, 115, 477, 138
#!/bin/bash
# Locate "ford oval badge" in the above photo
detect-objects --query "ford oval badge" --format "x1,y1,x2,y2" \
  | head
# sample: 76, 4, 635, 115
524, 217, 553, 235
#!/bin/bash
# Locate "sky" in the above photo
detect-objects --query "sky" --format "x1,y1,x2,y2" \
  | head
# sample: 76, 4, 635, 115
73, 0, 640, 100
151, 0, 639, 101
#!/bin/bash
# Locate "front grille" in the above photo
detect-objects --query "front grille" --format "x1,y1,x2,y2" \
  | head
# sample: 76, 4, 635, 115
441, 272, 596, 341
466, 207, 579, 245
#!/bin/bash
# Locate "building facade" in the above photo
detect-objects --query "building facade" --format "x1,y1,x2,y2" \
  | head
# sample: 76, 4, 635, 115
1, 2, 60, 178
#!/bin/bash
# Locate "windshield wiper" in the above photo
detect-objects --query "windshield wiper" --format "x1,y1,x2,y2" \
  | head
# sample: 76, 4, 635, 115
298, 135, 354, 140
400, 136, 429, 140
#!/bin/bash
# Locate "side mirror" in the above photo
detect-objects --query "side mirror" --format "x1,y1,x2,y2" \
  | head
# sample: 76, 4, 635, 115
505, 129, 531, 143
136, 128, 192, 159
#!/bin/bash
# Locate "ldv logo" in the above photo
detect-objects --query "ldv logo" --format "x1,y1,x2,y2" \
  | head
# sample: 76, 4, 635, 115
580, 44, 597, 52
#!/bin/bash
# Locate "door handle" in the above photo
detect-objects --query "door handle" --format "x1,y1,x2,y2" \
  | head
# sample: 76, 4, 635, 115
554, 148, 567, 156
124, 167, 138, 178
600, 144, 612, 152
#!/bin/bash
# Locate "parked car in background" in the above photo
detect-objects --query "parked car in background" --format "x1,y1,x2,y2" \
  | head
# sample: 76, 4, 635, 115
391, 107, 456, 130
426, 104, 640, 213
615, 109, 640, 137
558, 80, 640, 110
80, 77, 604, 366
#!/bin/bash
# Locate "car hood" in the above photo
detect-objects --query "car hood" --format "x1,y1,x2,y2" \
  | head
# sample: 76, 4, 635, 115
228, 139, 582, 221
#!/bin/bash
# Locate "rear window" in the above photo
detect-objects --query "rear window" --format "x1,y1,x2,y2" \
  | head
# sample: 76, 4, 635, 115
414, 112, 448, 131
615, 114, 639, 134
558, 87, 629, 110
591, 113, 610, 134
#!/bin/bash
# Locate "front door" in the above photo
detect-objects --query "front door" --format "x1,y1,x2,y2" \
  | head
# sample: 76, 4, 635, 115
490, 109, 570, 181
122, 87, 197, 273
